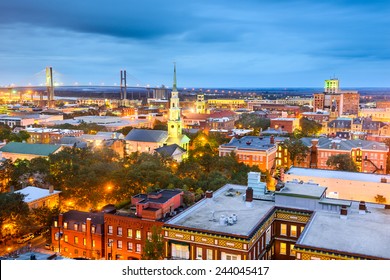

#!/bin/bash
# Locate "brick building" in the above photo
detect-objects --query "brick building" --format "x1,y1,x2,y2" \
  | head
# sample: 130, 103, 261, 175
52, 211, 105, 260
104, 189, 184, 260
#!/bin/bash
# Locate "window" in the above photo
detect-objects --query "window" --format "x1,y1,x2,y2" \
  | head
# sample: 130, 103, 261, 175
92, 240, 96, 248
108, 225, 113, 234
127, 242, 133, 251
74, 224, 79, 231
290, 225, 297, 237
290, 244, 296, 257
74, 236, 79, 245
83, 238, 87, 246
301, 226, 305, 233
280, 242, 286, 255
117, 227, 123, 236
91, 226, 96, 234
147, 231, 152, 241
82, 223, 86, 232
64, 235, 68, 242
136, 230, 141, 240
223, 253, 239, 260
127, 229, 133, 238
206, 249, 213, 260
196, 247, 203, 259
171, 244, 189, 260
108, 238, 113, 247
136, 244, 141, 253
63, 222, 67, 229
280, 224, 287, 236
54, 220, 58, 227
117, 240, 122, 249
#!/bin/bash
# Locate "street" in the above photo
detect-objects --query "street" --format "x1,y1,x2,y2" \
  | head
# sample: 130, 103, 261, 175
0, 234, 51, 258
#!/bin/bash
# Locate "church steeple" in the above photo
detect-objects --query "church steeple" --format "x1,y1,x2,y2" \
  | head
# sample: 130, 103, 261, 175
172, 62, 177, 92
168, 63, 182, 139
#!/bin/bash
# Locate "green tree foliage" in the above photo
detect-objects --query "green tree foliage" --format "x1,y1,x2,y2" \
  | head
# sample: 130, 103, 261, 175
30, 206, 60, 242
280, 139, 310, 164
298, 118, 322, 137
141, 226, 164, 260
153, 120, 167, 131
234, 113, 270, 134
326, 154, 358, 172
0, 192, 29, 236
0, 124, 30, 142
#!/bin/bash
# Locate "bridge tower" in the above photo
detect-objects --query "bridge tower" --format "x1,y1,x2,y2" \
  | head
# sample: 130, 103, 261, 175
120, 70, 127, 100
46, 66, 55, 108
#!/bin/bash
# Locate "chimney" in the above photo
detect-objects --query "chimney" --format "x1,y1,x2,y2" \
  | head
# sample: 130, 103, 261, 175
245, 187, 253, 208
340, 205, 348, 219
86, 217, 92, 234
270, 135, 275, 144
205, 190, 213, 199
58, 213, 63, 226
49, 185, 54, 194
381, 177, 387, 183
359, 201, 367, 215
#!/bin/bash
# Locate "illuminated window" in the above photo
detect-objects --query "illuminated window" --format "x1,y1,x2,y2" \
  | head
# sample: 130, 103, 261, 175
280, 242, 286, 255
117, 227, 122, 236
136, 244, 141, 253
117, 240, 122, 249
74, 224, 79, 231
196, 247, 203, 259
127, 229, 133, 238
280, 224, 287, 236
108, 225, 113, 234
301, 226, 305, 233
206, 249, 213, 260
290, 225, 297, 237
63, 222, 68, 229
290, 244, 296, 256
64, 235, 68, 242
74, 236, 79, 244
147, 231, 152, 241
92, 240, 96, 248
127, 242, 133, 251
136, 230, 141, 240
83, 238, 87, 246
91, 225, 96, 234
82, 223, 86, 232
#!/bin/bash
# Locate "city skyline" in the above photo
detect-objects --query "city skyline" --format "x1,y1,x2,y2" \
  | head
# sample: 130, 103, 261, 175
0, 1, 389, 88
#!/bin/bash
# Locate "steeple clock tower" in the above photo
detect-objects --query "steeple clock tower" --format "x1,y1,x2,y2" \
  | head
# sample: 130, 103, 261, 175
168, 63, 182, 139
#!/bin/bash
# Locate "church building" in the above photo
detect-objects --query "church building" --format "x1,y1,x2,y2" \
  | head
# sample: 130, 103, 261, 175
125, 65, 190, 159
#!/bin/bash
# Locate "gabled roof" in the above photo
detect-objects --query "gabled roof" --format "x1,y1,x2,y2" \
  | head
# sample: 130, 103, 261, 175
0, 142, 61, 156
155, 144, 186, 157
125, 129, 168, 143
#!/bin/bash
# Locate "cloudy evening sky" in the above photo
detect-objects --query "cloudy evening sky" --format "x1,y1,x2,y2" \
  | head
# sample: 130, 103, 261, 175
0, 0, 389, 88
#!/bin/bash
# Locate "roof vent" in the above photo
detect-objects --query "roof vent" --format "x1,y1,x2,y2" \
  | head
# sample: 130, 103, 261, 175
340, 205, 348, 219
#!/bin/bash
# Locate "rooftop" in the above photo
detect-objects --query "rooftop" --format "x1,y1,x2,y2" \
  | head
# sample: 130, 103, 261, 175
296, 202, 390, 259
165, 184, 275, 237
220, 136, 285, 151
276, 181, 327, 199
15, 186, 61, 203
286, 167, 390, 183
125, 129, 168, 143
0, 142, 62, 156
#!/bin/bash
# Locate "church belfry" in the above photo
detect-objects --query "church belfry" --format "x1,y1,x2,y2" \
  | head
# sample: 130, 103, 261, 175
168, 63, 182, 139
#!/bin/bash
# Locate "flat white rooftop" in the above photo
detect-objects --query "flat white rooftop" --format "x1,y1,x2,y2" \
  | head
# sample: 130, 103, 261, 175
15, 186, 60, 203
166, 184, 275, 237
286, 167, 390, 184
297, 202, 390, 259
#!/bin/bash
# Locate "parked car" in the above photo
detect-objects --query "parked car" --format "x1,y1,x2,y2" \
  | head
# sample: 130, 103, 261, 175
16, 233, 34, 244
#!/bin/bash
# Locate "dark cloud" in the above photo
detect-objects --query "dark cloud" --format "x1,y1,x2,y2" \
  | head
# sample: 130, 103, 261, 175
0, 0, 389, 87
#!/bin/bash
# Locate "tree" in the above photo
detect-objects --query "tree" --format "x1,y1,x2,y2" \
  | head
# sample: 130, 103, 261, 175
326, 154, 358, 172
299, 117, 322, 137
280, 139, 310, 165
141, 226, 164, 260
235, 113, 270, 135
0, 192, 29, 236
